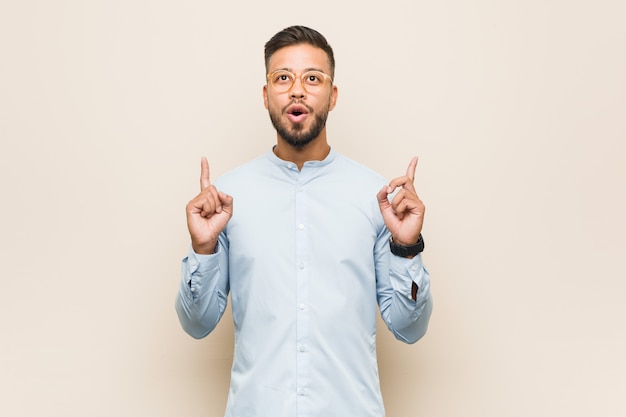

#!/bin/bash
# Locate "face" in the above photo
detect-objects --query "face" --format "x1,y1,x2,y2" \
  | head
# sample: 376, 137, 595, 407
263, 44, 338, 148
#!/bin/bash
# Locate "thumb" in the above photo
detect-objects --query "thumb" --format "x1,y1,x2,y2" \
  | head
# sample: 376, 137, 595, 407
376, 186, 391, 210
218, 191, 234, 212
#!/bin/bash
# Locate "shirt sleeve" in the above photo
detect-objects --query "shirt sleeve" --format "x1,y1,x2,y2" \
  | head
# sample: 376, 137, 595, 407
175, 238, 230, 339
375, 228, 433, 344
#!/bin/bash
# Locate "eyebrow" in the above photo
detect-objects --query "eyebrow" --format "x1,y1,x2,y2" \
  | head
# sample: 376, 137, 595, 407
272, 67, 327, 74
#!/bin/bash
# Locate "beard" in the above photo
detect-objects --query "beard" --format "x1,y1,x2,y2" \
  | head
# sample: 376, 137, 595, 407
269, 100, 330, 149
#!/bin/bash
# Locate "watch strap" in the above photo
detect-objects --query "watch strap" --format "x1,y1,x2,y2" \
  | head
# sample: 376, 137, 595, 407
389, 234, 425, 257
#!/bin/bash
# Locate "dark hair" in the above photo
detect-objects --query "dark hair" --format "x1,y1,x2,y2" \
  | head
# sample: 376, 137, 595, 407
264, 26, 335, 78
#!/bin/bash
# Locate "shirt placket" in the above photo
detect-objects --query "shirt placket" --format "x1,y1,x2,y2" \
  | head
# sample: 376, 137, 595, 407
294, 170, 310, 416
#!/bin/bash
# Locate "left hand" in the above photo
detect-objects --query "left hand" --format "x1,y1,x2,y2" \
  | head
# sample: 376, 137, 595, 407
376, 156, 425, 246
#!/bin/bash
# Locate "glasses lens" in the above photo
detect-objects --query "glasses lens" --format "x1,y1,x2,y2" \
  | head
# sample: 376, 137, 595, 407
301, 71, 328, 93
270, 70, 295, 92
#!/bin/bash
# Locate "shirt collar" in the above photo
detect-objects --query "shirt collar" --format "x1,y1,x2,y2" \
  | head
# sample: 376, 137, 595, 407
266, 146, 337, 170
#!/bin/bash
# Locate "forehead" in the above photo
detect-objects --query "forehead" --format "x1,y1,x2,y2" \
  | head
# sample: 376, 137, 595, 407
268, 43, 331, 73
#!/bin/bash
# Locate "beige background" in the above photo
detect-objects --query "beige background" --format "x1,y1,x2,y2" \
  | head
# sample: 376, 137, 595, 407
1, 1, 625, 416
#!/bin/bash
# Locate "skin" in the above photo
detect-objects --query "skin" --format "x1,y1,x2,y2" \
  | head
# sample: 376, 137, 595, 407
186, 43, 425, 255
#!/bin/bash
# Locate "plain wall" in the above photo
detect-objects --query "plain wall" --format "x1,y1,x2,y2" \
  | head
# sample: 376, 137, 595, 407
1, 1, 625, 416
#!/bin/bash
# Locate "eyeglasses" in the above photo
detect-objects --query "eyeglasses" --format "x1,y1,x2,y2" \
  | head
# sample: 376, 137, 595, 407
267, 69, 333, 94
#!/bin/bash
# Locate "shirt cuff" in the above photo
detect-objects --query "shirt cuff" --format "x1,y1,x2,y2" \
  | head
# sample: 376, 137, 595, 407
182, 245, 221, 293
187, 247, 218, 269
389, 253, 431, 303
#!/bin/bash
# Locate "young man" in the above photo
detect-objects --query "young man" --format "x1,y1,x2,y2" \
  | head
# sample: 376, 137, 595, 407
176, 25, 433, 417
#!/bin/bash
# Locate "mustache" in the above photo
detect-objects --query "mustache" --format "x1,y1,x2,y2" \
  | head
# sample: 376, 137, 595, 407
282, 100, 314, 114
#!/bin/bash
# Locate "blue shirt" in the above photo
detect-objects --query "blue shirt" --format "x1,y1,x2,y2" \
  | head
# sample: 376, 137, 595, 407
176, 148, 433, 417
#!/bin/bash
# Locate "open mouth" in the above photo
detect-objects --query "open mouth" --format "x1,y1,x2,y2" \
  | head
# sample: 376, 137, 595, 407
287, 105, 308, 115
286, 104, 309, 123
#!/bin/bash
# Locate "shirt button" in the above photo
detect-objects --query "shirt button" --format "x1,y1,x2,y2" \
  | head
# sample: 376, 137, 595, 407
411, 266, 418, 272
299, 388, 306, 396
299, 303, 306, 310
299, 345, 306, 352
298, 263, 304, 269
298, 224, 305, 230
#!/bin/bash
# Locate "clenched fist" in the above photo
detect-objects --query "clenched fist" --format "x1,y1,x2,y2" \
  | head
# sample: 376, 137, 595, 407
186, 157, 233, 254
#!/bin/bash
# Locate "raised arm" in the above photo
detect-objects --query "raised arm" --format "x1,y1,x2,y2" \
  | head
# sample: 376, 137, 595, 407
376, 157, 432, 343
176, 158, 233, 338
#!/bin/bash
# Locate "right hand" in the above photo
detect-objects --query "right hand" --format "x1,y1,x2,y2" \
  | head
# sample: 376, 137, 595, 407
186, 157, 233, 254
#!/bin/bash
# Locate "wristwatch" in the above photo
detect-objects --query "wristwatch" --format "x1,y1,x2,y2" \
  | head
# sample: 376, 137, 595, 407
389, 234, 425, 257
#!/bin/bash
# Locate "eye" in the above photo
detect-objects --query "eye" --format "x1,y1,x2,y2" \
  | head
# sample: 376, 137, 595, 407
303, 71, 325, 85
272, 71, 294, 84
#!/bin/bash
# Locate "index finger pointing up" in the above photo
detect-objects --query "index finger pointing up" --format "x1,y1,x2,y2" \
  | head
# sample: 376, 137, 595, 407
406, 156, 418, 182
200, 157, 211, 190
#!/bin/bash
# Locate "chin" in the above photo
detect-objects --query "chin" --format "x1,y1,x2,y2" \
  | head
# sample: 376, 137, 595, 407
282, 134, 316, 149
271, 110, 327, 149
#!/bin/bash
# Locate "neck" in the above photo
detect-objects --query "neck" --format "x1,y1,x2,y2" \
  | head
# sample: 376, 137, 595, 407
273, 134, 331, 170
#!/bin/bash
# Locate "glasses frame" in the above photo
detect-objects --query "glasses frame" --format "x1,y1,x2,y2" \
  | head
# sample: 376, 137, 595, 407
266, 69, 333, 94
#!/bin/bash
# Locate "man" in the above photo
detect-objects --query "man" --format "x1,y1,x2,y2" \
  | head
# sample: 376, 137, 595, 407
176, 25, 433, 417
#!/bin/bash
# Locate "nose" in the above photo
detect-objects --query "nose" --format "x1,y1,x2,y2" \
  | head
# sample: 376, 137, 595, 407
289, 76, 306, 99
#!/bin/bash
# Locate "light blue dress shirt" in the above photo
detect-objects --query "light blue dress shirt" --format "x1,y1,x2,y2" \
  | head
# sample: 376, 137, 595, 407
176, 148, 433, 417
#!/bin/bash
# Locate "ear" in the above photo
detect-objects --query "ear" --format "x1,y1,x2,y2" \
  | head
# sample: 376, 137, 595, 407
263, 85, 269, 109
328, 85, 338, 111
